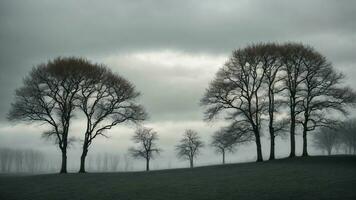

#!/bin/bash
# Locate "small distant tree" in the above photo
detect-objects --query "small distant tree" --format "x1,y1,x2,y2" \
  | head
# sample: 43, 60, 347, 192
313, 127, 339, 155
211, 129, 236, 164
211, 124, 254, 164
176, 129, 204, 168
129, 127, 161, 171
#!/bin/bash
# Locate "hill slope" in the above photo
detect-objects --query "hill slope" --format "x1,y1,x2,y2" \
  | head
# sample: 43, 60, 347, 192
1, 156, 356, 200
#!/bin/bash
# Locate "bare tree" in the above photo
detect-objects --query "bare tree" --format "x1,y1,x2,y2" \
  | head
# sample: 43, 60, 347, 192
313, 127, 339, 155
128, 127, 160, 171
211, 128, 237, 164
76, 64, 147, 173
280, 43, 313, 158
260, 44, 288, 160
201, 45, 266, 162
8, 57, 88, 173
176, 129, 204, 168
298, 49, 356, 156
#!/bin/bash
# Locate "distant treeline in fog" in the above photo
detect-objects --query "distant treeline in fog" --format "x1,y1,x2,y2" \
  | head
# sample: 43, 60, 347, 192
0, 148, 51, 173
0, 148, 137, 174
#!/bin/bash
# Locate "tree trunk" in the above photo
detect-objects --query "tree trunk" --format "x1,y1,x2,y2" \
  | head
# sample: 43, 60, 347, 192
189, 158, 194, 168
146, 158, 150, 171
269, 132, 275, 160
268, 87, 275, 161
254, 129, 263, 162
302, 125, 308, 157
289, 106, 296, 158
60, 148, 67, 174
79, 145, 88, 173
222, 150, 225, 165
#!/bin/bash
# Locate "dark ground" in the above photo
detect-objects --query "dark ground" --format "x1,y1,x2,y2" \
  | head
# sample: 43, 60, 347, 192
0, 156, 355, 200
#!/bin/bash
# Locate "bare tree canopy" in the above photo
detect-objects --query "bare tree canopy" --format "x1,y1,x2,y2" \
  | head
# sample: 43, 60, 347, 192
176, 129, 204, 168
8, 57, 90, 173
128, 127, 160, 171
77, 62, 147, 173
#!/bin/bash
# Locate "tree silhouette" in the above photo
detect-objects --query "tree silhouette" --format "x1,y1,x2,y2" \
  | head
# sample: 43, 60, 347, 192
211, 127, 250, 164
297, 48, 356, 156
8, 57, 89, 173
176, 129, 204, 168
201, 45, 267, 162
76, 63, 146, 173
129, 127, 160, 171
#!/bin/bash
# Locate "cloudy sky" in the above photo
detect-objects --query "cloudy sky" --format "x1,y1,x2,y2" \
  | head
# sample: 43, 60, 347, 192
0, 0, 355, 171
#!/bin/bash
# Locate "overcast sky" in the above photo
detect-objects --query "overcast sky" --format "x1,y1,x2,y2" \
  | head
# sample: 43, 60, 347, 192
0, 0, 355, 171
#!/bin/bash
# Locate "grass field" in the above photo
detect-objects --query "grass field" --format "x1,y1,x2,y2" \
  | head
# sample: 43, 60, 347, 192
0, 156, 355, 200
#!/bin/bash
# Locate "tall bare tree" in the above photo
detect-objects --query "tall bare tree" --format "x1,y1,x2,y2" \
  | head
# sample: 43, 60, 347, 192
259, 44, 288, 160
176, 129, 204, 168
77, 64, 146, 173
129, 127, 160, 171
201, 45, 266, 162
280, 43, 311, 158
298, 50, 356, 156
8, 57, 88, 173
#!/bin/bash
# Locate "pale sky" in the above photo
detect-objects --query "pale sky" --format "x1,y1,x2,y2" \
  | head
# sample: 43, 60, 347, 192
0, 0, 355, 171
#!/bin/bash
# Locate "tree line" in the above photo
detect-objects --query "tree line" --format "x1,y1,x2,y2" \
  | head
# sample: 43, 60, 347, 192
6, 42, 356, 173
313, 119, 356, 155
0, 148, 47, 173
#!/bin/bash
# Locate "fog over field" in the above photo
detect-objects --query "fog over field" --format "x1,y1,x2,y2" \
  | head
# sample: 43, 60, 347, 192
0, 0, 355, 172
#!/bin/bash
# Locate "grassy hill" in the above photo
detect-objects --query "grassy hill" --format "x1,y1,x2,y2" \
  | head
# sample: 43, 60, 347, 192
0, 156, 355, 200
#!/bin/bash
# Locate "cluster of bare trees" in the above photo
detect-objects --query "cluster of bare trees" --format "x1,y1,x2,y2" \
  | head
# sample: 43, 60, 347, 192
6, 43, 356, 173
313, 118, 356, 155
0, 148, 49, 173
8, 57, 147, 173
201, 43, 356, 162
127, 127, 207, 170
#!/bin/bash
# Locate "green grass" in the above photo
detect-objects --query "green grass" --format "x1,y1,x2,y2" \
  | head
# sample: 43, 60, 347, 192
1, 156, 356, 200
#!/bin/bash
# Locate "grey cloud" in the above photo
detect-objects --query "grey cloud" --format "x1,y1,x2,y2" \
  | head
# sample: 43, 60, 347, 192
1, 0, 356, 119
